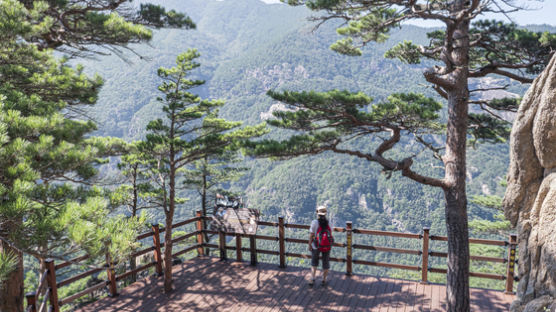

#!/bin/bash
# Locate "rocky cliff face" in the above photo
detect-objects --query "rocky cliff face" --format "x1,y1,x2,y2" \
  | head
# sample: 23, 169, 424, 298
503, 54, 556, 312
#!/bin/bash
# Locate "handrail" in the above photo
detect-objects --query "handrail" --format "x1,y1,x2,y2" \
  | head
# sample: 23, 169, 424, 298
201, 215, 517, 293
27, 212, 518, 312
27, 215, 203, 312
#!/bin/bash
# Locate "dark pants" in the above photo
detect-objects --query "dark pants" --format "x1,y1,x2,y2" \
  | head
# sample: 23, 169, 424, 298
311, 248, 330, 270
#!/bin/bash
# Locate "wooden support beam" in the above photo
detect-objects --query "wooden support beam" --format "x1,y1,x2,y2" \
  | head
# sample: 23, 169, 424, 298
219, 230, 227, 261
196, 211, 204, 257
25, 292, 37, 312
346, 221, 353, 276
250, 235, 257, 266
278, 216, 286, 269
45, 259, 60, 312
236, 234, 242, 262
421, 227, 430, 284
505, 233, 517, 294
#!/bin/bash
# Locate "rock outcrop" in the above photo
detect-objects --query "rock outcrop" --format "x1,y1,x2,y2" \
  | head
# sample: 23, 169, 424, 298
503, 54, 556, 311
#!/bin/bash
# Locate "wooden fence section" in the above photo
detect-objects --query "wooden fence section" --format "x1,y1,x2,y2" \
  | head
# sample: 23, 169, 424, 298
26, 212, 518, 312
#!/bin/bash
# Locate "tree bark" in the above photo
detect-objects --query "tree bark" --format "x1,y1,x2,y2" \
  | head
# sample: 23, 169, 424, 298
163, 211, 174, 293
0, 240, 24, 312
442, 4, 471, 310
163, 167, 175, 293
201, 162, 210, 255
130, 173, 138, 283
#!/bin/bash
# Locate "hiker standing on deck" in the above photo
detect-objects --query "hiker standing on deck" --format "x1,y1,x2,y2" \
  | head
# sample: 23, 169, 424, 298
308, 206, 333, 286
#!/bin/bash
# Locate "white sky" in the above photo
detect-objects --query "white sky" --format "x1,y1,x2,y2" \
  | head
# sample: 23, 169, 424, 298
258, 0, 556, 26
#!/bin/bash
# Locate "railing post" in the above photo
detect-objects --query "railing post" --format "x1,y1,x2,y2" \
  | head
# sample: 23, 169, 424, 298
249, 234, 257, 266
279, 216, 286, 269
346, 221, 353, 276
151, 223, 163, 276
505, 233, 518, 294
219, 230, 227, 261
45, 259, 60, 312
236, 234, 242, 262
104, 242, 118, 297
196, 211, 204, 257
26, 291, 37, 312
421, 227, 430, 284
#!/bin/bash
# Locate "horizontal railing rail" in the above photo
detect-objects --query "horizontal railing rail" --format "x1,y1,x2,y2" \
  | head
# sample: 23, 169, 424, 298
201, 216, 517, 295
27, 211, 518, 312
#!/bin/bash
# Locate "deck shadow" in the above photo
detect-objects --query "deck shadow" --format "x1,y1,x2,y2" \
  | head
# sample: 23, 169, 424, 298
75, 257, 514, 312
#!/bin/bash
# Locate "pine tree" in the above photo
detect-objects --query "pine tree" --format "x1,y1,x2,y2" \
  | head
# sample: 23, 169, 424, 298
139, 49, 266, 293
0, 1, 192, 310
253, 1, 556, 310
17, 0, 195, 57
110, 142, 157, 282
184, 150, 249, 251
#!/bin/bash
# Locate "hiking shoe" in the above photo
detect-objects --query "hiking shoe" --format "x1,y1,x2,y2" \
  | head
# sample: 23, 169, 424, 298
308, 279, 315, 287
321, 280, 327, 287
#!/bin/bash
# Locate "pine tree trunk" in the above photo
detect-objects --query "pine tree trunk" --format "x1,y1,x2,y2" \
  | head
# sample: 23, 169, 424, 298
444, 185, 470, 311
129, 256, 137, 283
163, 212, 173, 293
131, 183, 138, 283
439, 2, 471, 310
443, 68, 471, 312
443, 14, 471, 309
0, 241, 24, 312
202, 169, 210, 255
163, 167, 176, 293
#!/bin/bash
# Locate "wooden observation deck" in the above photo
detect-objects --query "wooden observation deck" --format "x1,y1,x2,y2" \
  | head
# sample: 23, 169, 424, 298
75, 257, 514, 312
26, 212, 517, 312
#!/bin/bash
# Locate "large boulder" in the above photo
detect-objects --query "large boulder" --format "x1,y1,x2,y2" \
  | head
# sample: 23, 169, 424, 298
503, 54, 556, 310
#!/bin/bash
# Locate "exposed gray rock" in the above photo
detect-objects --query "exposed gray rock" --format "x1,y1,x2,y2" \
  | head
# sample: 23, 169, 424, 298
503, 54, 556, 310
522, 296, 555, 312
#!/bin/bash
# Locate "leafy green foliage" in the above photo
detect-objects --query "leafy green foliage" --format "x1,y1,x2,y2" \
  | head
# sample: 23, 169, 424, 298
16, 0, 193, 56
0, 251, 17, 285
249, 90, 442, 171
469, 191, 512, 236
384, 40, 422, 64
469, 20, 556, 75
137, 49, 266, 290
62, 195, 148, 264
468, 113, 511, 145
183, 153, 249, 213
0, 0, 175, 306
139, 4, 196, 29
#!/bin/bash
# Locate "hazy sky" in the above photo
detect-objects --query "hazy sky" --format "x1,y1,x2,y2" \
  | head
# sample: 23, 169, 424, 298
259, 0, 556, 26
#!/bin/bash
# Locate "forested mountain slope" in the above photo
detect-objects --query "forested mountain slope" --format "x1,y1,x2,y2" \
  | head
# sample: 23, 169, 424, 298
79, 0, 548, 237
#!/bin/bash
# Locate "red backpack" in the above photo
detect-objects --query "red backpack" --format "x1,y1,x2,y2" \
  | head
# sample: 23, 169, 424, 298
316, 225, 333, 252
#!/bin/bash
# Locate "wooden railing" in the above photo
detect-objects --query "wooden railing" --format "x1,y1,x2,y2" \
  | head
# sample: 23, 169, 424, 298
25, 213, 202, 312
26, 211, 518, 312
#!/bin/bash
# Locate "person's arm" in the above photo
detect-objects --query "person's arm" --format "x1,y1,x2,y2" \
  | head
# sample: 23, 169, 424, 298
308, 232, 314, 251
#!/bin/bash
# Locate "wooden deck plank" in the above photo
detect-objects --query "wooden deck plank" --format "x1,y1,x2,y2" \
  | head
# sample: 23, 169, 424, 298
430, 283, 441, 312
359, 275, 382, 311
323, 272, 351, 312
219, 263, 272, 311
412, 281, 426, 312
228, 263, 279, 311
351, 274, 377, 312
395, 280, 410, 312
377, 277, 396, 312
266, 267, 306, 312
403, 279, 418, 312
74, 257, 514, 312
325, 272, 352, 312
